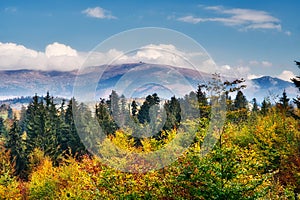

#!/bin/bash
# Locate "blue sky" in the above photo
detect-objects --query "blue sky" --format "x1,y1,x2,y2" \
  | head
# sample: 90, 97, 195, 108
0, 0, 299, 81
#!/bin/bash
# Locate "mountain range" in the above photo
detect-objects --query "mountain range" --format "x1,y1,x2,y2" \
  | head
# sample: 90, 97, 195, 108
0, 63, 297, 106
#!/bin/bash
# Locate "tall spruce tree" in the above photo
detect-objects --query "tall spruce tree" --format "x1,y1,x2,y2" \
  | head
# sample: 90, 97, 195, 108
234, 91, 248, 110
96, 98, 118, 135
7, 106, 13, 120
57, 99, 71, 155
179, 91, 199, 119
0, 117, 7, 136
107, 90, 120, 118
163, 96, 181, 131
63, 98, 87, 156
19, 105, 27, 132
261, 98, 271, 115
25, 94, 44, 153
5, 118, 27, 178
25, 93, 59, 160
138, 93, 160, 124
197, 84, 208, 106
252, 98, 259, 113
131, 100, 138, 117
43, 92, 59, 158
279, 89, 290, 110
197, 84, 209, 118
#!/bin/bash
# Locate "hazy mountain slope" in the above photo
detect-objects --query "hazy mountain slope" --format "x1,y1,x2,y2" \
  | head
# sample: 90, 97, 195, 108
0, 63, 297, 105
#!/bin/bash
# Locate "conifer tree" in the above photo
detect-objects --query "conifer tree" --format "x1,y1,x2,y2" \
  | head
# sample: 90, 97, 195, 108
163, 96, 181, 131
197, 84, 208, 106
19, 105, 27, 132
25, 94, 44, 153
225, 91, 234, 111
279, 89, 290, 110
252, 98, 259, 112
7, 106, 13, 120
42, 92, 59, 158
25, 93, 59, 159
57, 99, 70, 155
96, 98, 118, 135
131, 100, 138, 117
62, 98, 87, 157
179, 91, 199, 119
261, 98, 271, 115
5, 118, 27, 177
197, 84, 209, 118
138, 93, 160, 124
234, 91, 248, 110
107, 90, 120, 118
0, 117, 7, 136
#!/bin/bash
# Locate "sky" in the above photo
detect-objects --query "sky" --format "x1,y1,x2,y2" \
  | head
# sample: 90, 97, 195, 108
0, 0, 300, 82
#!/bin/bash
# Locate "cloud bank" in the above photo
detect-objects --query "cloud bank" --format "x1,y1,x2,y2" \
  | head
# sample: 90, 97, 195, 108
0, 41, 296, 85
178, 5, 283, 32
0, 42, 83, 71
0, 42, 213, 72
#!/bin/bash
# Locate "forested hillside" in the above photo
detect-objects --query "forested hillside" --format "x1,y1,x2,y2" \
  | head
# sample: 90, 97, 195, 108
0, 70, 299, 199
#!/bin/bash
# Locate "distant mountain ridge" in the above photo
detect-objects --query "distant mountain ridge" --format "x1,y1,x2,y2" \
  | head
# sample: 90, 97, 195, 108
0, 63, 297, 105
245, 76, 296, 103
0, 69, 77, 98
252, 76, 292, 90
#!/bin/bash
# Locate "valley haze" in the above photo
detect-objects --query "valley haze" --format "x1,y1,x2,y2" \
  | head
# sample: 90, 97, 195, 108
0, 63, 296, 107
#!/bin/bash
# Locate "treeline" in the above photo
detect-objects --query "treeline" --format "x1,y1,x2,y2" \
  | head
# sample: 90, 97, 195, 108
0, 72, 299, 181
0, 61, 298, 198
0, 84, 299, 198
0, 96, 32, 105
1, 93, 87, 179
0, 88, 200, 179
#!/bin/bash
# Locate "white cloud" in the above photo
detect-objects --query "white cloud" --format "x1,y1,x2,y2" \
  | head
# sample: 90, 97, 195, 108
0, 42, 218, 75
45, 42, 78, 57
277, 70, 296, 82
82, 7, 116, 19
177, 16, 204, 24
247, 74, 263, 80
0, 42, 83, 71
5, 41, 289, 85
246, 23, 281, 31
0, 42, 38, 57
0, 42, 130, 71
84, 48, 126, 67
113, 44, 213, 72
178, 5, 282, 31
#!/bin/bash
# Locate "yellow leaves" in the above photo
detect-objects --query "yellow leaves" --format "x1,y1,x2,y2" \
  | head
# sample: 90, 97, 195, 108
193, 142, 201, 153
0, 179, 22, 200
28, 148, 47, 172
28, 156, 59, 199
107, 129, 136, 152
140, 138, 154, 152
